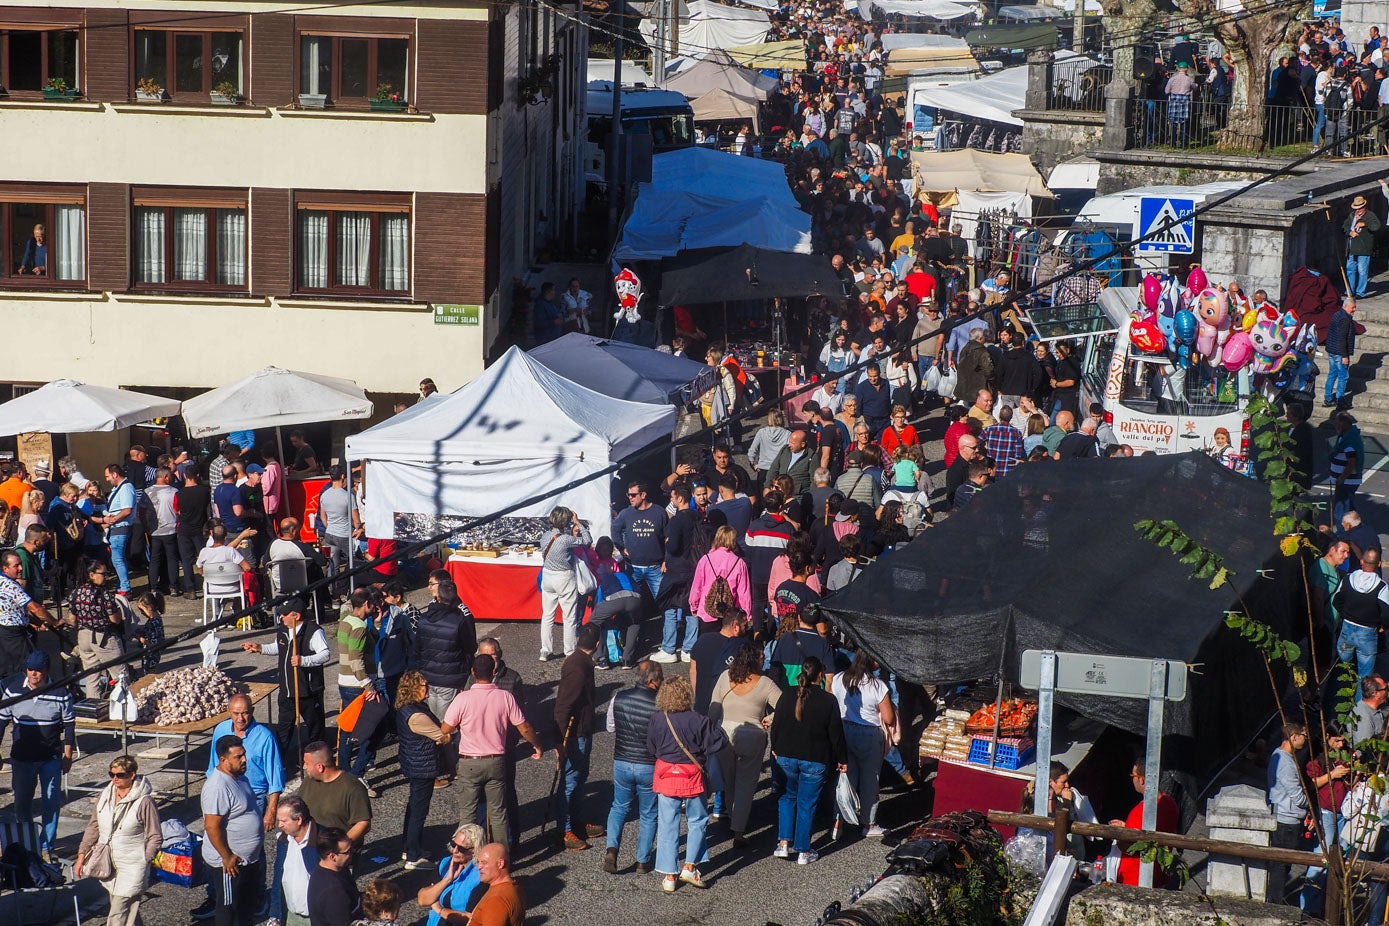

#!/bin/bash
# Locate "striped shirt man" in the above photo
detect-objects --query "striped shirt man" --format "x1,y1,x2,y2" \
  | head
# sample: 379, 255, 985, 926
0, 672, 75, 764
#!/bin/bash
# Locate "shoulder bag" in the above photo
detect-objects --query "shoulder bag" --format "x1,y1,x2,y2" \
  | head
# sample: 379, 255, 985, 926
85, 797, 134, 881
652, 713, 706, 798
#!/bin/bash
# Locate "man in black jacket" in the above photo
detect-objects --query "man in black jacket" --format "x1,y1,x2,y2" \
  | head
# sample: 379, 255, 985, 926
603, 660, 663, 874
242, 600, 331, 779
555, 624, 600, 850
413, 579, 477, 784
995, 328, 1041, 410
1325, 297, 1358, 408
652, 486, 699, 664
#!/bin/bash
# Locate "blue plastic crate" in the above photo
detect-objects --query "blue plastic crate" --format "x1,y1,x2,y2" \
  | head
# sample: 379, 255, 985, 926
967, 736, 1035, 771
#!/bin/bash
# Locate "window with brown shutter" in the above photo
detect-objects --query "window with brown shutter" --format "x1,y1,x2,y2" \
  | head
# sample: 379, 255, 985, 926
294, 192, 410, 297
0, 27, 80, 96
0, 185, 86, 288
130, 188, 248, 293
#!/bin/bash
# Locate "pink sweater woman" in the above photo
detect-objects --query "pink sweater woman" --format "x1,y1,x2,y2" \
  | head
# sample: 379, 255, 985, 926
688, 527, 751, 623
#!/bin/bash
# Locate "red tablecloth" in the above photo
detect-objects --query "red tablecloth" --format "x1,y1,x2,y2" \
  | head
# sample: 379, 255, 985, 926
446, 558, 542, 621
931, 758, 1030, 841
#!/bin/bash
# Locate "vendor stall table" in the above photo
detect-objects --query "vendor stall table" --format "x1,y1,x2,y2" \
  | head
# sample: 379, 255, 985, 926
447, 553, 543, 621
74, 678, 277, 801
929, 715, 1103, 839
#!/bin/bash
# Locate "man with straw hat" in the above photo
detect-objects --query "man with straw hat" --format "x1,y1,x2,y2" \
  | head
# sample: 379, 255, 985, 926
1344, 192, 1381, 299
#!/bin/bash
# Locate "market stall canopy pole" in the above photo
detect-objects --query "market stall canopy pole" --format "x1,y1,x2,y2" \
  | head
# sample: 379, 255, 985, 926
657, 243, 846, 306
0, 379, 182, 437
181, 366, 373, 438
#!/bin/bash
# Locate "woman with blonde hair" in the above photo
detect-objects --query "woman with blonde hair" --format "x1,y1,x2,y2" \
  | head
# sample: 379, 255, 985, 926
416, 822, 485, 926
538, 506, 592, 660
75, 755, 162, 925
688, 525, 751, 629
747, 410, 790, 488
395, 670, 453, 869
647, 677, 727, 892
16, 488, 45, 536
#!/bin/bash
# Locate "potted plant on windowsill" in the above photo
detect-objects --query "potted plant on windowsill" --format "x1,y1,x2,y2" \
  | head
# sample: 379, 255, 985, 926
210, 81, 241, 105
43, 77, 80, 101
370, 82, 406, 112
136, 77, 165, 103
298, 91, 327, 110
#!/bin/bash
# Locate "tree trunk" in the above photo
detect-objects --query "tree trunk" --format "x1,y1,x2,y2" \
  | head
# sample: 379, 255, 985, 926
1214, 12, 1302, 149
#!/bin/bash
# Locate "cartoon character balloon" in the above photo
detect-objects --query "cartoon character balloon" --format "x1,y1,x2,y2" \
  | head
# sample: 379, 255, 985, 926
1186, 265, 1208, 298
1173, 308, 1198, 369
1130, 314, 1167, 353
613, 268, 643, 324
1156, 274, 1183, 342
1221, 330, 1253, 371
1248, 310, 1300, 376
1194, 287, 1231, 360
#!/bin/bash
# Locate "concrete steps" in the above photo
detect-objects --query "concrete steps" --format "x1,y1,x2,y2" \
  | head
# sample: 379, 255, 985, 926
1324, 278, 1389, 438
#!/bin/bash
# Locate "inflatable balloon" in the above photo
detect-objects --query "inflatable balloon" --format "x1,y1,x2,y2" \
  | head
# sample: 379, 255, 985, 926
1186, 265, 1208, 295
1174, 308, 1198, 345
1221, 330, 1253, 371
1142, 273, 1162, 311
1248, 310, 1299, 376
1130, 316, 1167, 353
1157, 274, 1183, 341
1194, 287, 1231, 359
1239, 308, 1258, 332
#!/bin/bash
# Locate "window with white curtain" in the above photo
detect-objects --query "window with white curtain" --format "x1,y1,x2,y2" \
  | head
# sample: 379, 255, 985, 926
296, 204, 409, 295
132, 197, 247, 288
2, 196, 86, 285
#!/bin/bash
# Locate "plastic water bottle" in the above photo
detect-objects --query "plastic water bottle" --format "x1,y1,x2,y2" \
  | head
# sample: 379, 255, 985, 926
1089, 858, 1104, 884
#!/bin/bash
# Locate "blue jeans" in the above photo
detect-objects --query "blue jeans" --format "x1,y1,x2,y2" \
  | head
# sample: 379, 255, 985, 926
1314, 103, 1327, 145
1339, 621, 1379, 689
1325, 353, 1350, 402
12, 757, 62, 852
108, 530, 132, 593
1302, 807, 1341, 914
606, 760, 657, 863
655, 793, 709, 875
842, 723, 886, 827
776, 756, 826, 853
661, 607, 698, 655
1346, 254, 1371, 297
337, 685, 375, 778
556, 734, 592, 834
1334, 482, 1358, 523
628, 564, 663, 602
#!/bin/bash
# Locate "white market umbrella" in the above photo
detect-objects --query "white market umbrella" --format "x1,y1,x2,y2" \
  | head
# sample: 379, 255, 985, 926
182, 366, 373, 438
0, 379, 182, 437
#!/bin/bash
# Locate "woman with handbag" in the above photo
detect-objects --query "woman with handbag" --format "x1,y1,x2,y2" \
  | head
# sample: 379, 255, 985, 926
647, 677, 728, 893
75, 755, 162, 926
769, 657, 845, 864
538, 506, 593, 661
395, 670, 454, 869
709, 643, 782, 847
828, 651, 896, 839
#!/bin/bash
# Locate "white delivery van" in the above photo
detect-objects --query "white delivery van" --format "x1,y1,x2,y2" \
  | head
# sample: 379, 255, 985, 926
1023, 286, 1250, 455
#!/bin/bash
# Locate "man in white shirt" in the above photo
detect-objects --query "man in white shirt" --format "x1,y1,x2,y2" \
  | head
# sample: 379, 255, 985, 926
146, 466, 180, 596
272, 795, 318, 926
196, 525, 252, 597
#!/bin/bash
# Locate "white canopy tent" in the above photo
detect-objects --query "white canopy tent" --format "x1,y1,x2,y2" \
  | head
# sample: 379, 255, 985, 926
880, 33, 973, 50
910, 51, 1096, 125
344, 347, 675, 542
0, 380, 182, 437
614, 147, 812, 260
182, 366, 373, 439
863, 0, 976, 19
640, 0, 769, 54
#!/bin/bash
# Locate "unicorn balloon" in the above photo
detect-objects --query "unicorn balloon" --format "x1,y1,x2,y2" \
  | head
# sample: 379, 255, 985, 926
1248, 309, 1300, 376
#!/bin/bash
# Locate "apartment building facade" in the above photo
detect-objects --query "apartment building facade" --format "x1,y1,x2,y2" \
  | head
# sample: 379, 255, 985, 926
0, 0, 587, 396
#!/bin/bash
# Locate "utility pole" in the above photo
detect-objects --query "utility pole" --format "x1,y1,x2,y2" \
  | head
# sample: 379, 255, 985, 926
606, 17, 624, 243
1071, 0, 1084, 53
654, 0, 666, 79
671, 0, 680, 59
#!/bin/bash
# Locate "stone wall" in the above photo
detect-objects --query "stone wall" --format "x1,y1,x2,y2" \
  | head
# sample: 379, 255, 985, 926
1066, 884, 1304, 926
1093, 150, 1310, 197
1019, 109, 1105, 180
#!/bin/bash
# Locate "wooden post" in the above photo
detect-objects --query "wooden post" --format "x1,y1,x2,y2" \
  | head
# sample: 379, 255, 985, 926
1326, 843, 1343, 926
1052, 805, 1072, 861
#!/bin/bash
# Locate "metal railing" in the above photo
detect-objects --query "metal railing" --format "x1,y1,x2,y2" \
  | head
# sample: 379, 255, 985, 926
1048, 65, 1111, 113
1130, 97, 1381, 153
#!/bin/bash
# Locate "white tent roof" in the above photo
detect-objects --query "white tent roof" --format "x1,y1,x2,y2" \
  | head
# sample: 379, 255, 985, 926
913, 60, 1028, 125
615, 147, 811, 260
181, 366, 373, 438
344, 347, 675, 540
346, 346, 673, 464
864, 0, 976, 19
640, 0, 769, 54
0, 380, 181, 437
880, 33, 971, 50
1047, 157, 1100, 190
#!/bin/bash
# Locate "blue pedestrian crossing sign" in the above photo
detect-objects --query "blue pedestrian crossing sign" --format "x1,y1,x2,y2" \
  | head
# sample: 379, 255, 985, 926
1137, 197, 1196, 254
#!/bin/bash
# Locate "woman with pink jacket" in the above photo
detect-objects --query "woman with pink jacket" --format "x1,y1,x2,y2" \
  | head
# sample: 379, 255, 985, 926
688, 526, 751, 626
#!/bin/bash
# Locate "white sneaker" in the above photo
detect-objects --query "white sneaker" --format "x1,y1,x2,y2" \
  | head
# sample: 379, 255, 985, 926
403, 856, 432, 870
651, 650, 679, 664
679, 651, 692, 663
863, 825, 886, 838
773, 842, 792, 859
797, 850, 820, 865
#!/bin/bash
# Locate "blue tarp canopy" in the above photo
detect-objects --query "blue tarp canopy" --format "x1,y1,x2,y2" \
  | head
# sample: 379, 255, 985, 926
529, 333, 717, 405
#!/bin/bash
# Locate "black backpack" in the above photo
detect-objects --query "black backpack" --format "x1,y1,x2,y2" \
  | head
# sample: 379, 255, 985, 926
1325, 80, 1347, 117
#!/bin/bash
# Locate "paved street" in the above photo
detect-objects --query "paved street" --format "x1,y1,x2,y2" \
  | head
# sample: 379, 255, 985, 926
42, 585, 927, 926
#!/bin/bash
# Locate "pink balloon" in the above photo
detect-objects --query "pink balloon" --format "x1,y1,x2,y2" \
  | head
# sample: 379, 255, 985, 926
1142, 274, 1162, 311
1186, 265, 1208, 294
1222, 331, 1253, 371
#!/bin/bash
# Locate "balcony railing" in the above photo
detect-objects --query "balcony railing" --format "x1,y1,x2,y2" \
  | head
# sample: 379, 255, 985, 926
1048, 65, 1111, 112
1130, 96, 1380, 154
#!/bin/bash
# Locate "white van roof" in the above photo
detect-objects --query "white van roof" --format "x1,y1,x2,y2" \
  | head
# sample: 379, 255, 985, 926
1097, 285, 1141, 327
1076, 181, 1246, 228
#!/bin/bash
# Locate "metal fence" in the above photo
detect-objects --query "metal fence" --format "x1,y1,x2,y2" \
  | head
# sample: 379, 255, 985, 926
1048, 64, 1111, 112
1130, 97, 1380, 153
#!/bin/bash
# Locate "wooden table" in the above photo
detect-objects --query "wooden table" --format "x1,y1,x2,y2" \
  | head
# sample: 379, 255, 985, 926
75, 679, 277, 800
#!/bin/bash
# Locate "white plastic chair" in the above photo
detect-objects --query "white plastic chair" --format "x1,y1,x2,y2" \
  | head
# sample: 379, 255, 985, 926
201, 561, 247, 625
267, 555, 321, 623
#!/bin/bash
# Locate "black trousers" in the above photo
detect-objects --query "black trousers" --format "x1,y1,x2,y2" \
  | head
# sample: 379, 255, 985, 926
275, 690, 325, 774
148, 534, 180, 594
211, 860, 263, 926
177, 530, 202, 594
1267, 820, 1303, 904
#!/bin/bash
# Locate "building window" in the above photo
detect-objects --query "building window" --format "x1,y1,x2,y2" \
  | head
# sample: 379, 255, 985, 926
296, 202, 409, 295
1, 192, 85, 285
134, 30, 243, 98
0, 28, 79, 94
299, 35, 408, 105
132, 194, 247, 288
